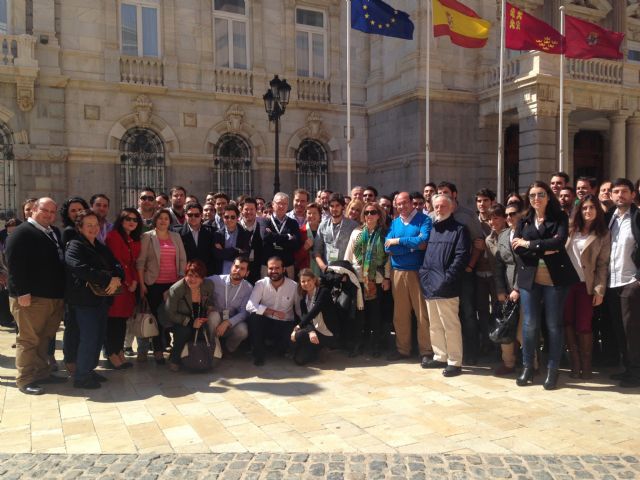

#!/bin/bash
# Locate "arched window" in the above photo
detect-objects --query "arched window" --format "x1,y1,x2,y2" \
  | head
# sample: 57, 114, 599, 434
119, 127, 165, 209
212, 133, 252, 199
296, 139, 327, 194
0, 121, 15, 220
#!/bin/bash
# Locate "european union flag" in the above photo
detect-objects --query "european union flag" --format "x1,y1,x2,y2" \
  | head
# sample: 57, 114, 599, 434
351, 0, 414, 40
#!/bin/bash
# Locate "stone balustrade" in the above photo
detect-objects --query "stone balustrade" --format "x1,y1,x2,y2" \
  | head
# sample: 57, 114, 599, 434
296, 77, 331, 103
119, 56, 164, 86
213, 68, 253, 96
482, 57, 522, 89
0, 33, 37, 68
567, 58, 623, 85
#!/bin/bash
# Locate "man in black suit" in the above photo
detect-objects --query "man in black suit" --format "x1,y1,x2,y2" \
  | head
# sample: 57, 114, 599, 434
258, 192, 301, 279
5, 198, 66, 395
174, 202, 219, 275
213, 204, 252, 274
239, 197, 263, 284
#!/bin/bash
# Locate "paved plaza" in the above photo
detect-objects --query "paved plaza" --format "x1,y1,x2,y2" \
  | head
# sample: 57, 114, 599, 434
0, 325, 639, 478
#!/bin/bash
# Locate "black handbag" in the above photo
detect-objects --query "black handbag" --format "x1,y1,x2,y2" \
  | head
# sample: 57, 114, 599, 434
489, 300, 520, 344
180, 328, 213, 372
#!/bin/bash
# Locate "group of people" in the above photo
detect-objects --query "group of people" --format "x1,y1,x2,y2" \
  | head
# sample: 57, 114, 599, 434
0, 174, 638, 395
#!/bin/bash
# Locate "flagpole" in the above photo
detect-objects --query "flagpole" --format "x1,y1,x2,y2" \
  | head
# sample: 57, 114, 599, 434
497, 0, 506, 203
346, 0, 352, 192
425, 0, 431, 184
559, 5, 565, 173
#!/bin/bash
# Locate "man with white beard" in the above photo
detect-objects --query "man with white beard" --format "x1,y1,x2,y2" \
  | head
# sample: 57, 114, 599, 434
419, 194, 470, 377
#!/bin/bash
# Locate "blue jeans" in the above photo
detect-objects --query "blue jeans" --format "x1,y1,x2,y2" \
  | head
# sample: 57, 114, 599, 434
72, 302, 109, 382
520, 283, 569, 369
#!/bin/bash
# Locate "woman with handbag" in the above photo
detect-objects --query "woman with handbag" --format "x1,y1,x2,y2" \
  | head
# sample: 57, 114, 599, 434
291, 269, 338, 365
488, 202, 530, 376
105, 208, 143, 369
564, 195, 611, 379
65, 210, 123, 389
164, 260, 215, 371
343, 202, 390, 357
136, 208, 187, 364
512, 181, 579, 390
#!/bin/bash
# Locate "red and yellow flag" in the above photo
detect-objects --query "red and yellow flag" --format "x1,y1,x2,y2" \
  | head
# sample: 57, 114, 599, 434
433, 0, 491, 49
505, 2, 564, 54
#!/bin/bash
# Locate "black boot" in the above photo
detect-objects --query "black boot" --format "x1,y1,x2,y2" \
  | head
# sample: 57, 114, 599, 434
543, 368, 559, 390
516, 366, 535, 386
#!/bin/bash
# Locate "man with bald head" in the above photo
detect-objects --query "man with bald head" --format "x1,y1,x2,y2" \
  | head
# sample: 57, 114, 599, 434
5, 197, 67, 395
384, 191, 433, 364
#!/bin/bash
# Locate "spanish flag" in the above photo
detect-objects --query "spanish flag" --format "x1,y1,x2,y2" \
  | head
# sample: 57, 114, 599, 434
433, 0, 490, 48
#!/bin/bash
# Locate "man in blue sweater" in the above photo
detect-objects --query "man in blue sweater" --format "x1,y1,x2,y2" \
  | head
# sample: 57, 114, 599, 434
384, 192, 433, 364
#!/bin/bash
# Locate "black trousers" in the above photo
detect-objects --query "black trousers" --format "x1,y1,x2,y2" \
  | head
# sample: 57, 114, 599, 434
607, 281, 640, 380
105, 316, 127, 356
146, 283, 173, 353
248, 313, 295, 361
293, 328, 333, 365
169, 322, 195, 364
350, 284, 384, 349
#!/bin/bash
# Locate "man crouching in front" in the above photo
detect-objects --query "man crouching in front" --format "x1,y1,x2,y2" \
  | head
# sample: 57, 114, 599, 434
246, 256, 297, 366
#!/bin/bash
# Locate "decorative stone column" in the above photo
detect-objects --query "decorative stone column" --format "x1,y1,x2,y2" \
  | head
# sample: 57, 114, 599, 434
609, 112, 629, 180
518, 105, 558, 188
626, 114, 640, 182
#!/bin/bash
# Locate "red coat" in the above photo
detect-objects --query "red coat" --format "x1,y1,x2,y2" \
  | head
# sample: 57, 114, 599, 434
106, 229, 141, 318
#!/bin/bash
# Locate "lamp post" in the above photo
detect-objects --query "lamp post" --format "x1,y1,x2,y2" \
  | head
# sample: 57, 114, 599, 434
263, 75, 291, 197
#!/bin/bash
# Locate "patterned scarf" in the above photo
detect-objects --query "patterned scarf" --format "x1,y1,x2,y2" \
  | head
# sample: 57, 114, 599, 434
353, 227, 387, 282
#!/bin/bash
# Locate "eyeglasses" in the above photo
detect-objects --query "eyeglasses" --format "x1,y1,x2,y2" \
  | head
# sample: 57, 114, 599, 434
139, 195, 155, 201
224, 215, 237, 220
186, 213, 201, 218
363, 210, 379, 216
123, 216, 139, 222
528, 192, 547, 200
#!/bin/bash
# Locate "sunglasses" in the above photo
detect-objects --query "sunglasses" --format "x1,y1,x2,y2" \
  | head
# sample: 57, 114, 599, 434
186, 213, 201, 218
363, 210, 379, 216
139, 195, 155, 201
528, 192, 547, 200
123, 216, 139, 222
224, 215, 237, 220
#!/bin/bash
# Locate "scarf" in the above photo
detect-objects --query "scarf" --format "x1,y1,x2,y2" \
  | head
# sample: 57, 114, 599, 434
353, 227, 387, 282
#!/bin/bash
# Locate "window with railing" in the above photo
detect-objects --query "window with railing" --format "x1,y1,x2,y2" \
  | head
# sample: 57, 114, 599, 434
119, 127, 165, 209
212, 133, 252, 199
296, 139, 327, 194
120, 1, 160, 57
295, 7, 326, 79
213, 0, 249, 70
0, 122, 15, 221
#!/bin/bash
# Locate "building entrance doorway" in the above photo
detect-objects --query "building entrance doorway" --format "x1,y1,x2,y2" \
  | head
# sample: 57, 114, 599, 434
573, 130, 604, 181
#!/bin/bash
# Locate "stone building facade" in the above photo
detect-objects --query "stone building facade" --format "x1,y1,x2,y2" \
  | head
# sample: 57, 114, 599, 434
0, 0, 639, 218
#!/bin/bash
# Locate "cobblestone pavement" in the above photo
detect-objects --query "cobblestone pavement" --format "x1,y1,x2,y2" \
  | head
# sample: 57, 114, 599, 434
0, 452, 639, 479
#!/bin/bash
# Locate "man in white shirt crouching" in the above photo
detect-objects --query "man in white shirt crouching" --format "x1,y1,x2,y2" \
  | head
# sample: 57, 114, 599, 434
246, 256, 298, 366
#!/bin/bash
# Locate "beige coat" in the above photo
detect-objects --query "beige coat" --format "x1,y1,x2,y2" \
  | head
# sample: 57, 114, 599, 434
565, 230, 611, 296
137, 230, 187, 285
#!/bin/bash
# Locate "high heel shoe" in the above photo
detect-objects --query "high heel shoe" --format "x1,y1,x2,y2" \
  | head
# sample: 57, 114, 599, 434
543, 368, 559, 390
516, 366, 535, 386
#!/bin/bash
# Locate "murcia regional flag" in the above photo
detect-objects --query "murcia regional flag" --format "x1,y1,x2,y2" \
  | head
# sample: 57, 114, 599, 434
433, 0, 491, 48
505, 2, 564, 54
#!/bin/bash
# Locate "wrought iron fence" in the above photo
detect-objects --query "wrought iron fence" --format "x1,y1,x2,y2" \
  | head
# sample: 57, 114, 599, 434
295, 139, 327, 195
0, 122, 16, 222
211, 134, 252, 199
118, 128, 165, 209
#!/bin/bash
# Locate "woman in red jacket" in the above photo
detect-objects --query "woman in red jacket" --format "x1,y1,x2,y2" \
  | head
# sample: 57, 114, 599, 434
105, 208, 143, 369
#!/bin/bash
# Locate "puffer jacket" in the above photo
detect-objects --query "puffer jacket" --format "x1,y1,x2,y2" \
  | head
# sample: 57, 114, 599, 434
419, 215, 470, 299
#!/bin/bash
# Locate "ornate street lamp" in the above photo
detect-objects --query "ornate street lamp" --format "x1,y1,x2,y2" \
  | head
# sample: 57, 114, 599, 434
263, 75, 291, 196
